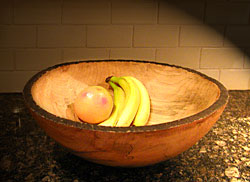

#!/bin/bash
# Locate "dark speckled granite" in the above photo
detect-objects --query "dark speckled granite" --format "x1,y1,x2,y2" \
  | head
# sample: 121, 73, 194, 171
0, 91, 249, 182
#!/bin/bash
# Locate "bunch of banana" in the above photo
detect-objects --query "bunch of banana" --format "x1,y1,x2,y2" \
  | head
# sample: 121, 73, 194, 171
99, 76, 151, 127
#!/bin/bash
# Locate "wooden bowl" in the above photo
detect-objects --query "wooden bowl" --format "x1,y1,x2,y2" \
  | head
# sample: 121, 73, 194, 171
23, 60, 228, 167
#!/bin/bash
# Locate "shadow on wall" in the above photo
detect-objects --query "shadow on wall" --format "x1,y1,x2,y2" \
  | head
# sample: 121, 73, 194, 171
165, 0, 250, 64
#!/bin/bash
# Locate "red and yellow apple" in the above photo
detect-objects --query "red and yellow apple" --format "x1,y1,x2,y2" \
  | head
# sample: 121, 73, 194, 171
74, 86, 113, 124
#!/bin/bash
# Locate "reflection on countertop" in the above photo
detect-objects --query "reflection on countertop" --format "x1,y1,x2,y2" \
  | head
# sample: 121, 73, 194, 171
0, 90, 249, 182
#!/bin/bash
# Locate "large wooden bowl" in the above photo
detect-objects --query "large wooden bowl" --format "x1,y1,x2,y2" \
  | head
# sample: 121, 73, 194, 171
23, 60, 228, 167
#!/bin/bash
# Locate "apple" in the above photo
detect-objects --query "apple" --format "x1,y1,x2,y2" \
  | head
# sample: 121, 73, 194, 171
74, 86, 113, 124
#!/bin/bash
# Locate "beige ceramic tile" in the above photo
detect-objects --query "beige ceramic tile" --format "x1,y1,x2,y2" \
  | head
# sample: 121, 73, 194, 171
112, 2, 157, 24
220, 69, 250, 90
110, 48, 155, 60
205, 2, 250, 24
0, 71, 38, 92
156, 48, 200, 68
225, 26, 250, 47
180, 25, 224, 47
0, 25, 36, 48
0, 0, 13, 24
87, 25, 133, 48
62, 1, 111, 24
158, 1, 204, 24
0, 49, 14, 70
37, 25, 86, 48
201, 48, 244, 68
134, 25, 179, 47
15, 49, 62, 70
197, 69, 220, 81
14, 0, 62, 24
63, 48, 109, 61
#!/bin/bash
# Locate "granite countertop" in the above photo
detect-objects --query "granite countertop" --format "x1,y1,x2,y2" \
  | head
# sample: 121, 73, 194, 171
0, 90, 249, 182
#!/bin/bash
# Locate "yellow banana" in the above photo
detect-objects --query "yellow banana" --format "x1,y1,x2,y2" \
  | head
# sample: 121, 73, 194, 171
127, 76, 150, 126
99, 81, 125, 127
108, 76, 140, 127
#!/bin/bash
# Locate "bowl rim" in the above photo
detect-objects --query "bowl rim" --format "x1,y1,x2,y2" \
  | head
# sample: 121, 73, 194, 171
23, 60, 229, 133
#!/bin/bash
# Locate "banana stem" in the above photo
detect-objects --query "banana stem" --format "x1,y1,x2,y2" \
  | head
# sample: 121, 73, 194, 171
105, 76, 113, 83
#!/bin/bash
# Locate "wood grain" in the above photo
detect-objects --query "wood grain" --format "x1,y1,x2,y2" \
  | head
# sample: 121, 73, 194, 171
31, 61, 220, 125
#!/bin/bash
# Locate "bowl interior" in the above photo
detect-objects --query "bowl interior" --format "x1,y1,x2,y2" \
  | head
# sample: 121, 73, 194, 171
30, 61, 221, 126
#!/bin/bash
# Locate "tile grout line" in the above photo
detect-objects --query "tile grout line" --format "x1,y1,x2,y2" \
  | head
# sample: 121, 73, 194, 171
178, 25, 181, 47
35, 25, 38, 49
61, 48, 64, 62
84, 25, 87, 48
13, 48, 16, 71
132, 25, 135, 48
108, 48, 111, 59
199, 48, 203, 70
154, 48, 157, 62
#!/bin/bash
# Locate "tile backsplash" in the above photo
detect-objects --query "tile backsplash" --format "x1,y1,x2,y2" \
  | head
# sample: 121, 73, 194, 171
0, 0, 249, 92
